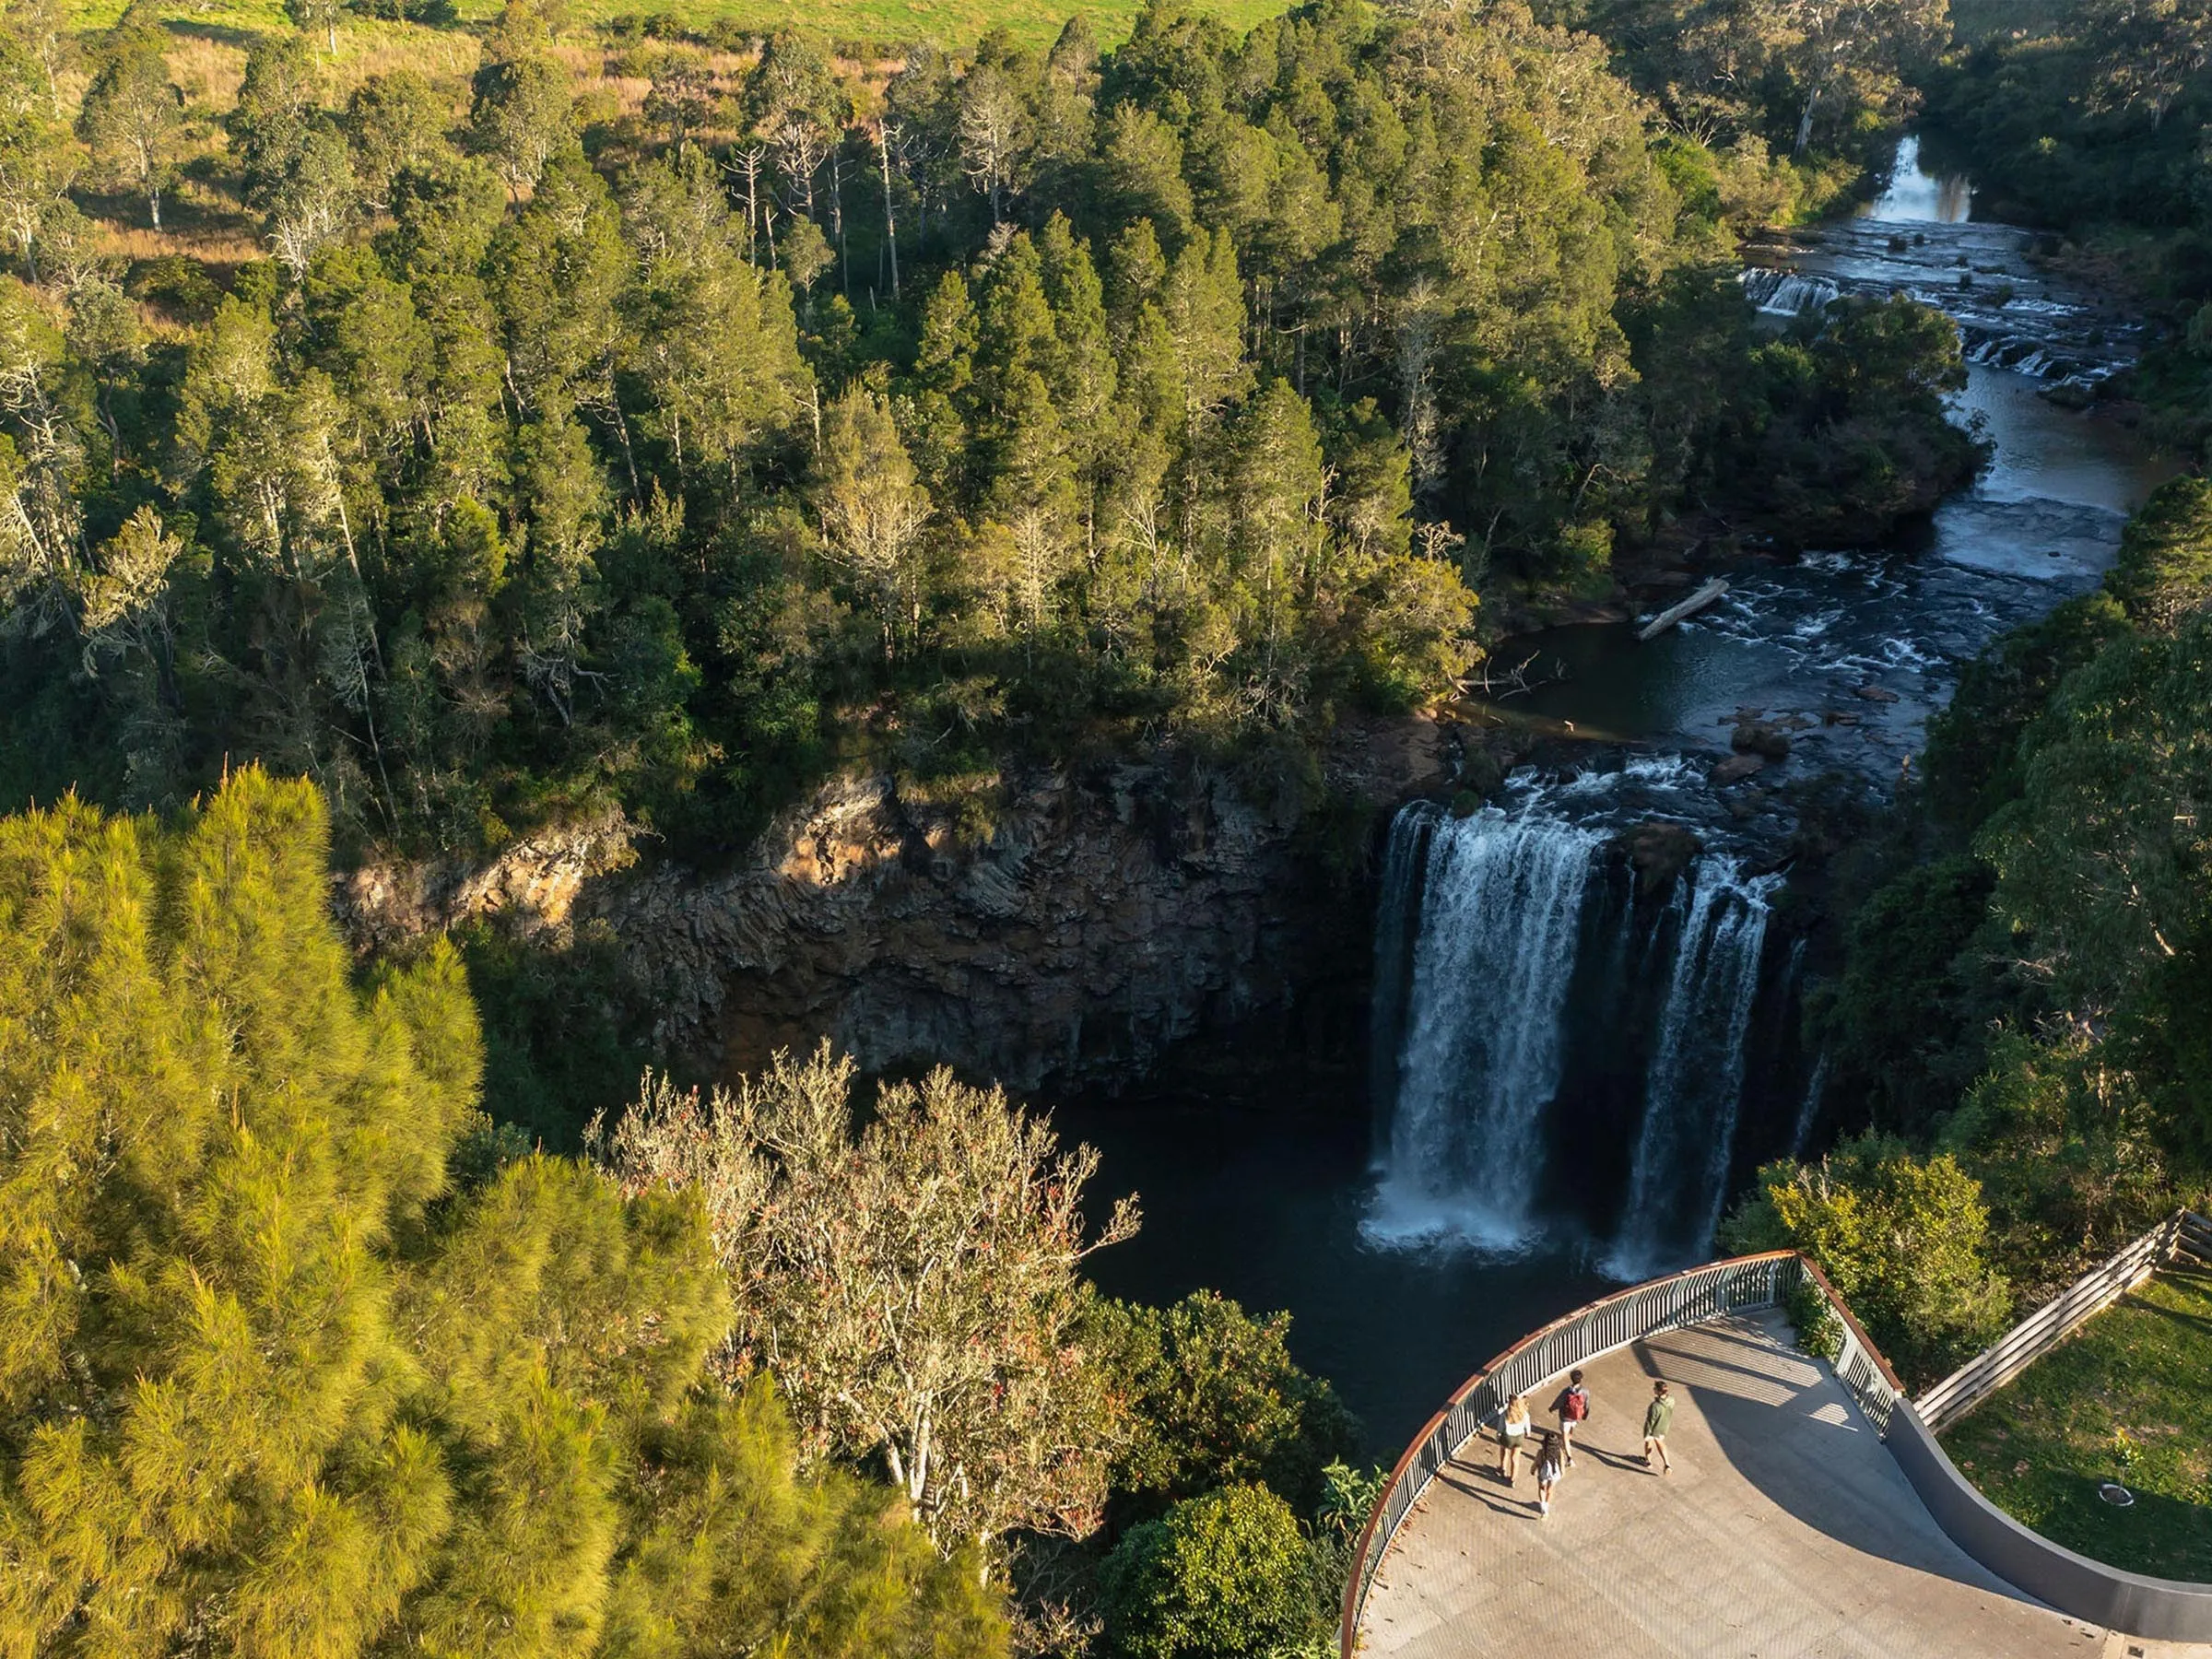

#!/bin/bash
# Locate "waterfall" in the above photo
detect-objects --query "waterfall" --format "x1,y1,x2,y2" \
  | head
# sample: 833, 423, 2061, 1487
1740, 267, 1841, 317
1792, 1052, 1830, 1159
1606, 859, 1780, 1277
1367, 782, 1787, 1265
1371, 805, 1602, 1247
1367, 807, 1435, 1156
1865, 135, 1972, 225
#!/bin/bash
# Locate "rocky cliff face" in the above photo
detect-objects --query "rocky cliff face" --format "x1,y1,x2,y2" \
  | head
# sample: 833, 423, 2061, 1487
339, 718, 1460, 1094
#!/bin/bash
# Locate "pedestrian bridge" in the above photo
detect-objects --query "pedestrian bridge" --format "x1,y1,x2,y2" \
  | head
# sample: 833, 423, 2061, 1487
1344, 1257, 2196, 1658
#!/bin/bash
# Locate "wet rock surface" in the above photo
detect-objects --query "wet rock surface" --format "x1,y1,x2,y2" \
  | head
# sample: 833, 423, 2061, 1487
1617, 818, 1705, 894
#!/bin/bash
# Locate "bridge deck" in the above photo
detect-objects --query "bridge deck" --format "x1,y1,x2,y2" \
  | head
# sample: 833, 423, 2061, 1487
1356, 1310, 2189, 1658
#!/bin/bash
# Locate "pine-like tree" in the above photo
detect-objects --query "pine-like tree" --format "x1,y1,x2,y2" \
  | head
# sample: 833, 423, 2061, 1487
0, 771, 1006, 1658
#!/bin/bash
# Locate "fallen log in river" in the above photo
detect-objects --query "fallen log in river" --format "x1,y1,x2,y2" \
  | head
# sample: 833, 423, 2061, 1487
1637, 578, 1730, 641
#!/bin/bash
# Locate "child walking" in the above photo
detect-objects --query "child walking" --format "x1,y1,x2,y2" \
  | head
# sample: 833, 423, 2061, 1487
1534, 1430, 1566, 1517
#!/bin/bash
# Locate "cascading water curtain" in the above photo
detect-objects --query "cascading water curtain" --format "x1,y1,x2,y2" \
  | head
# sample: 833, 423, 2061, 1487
1367, 806, 1436, 1158
1606, 859, 1782, 1278
1372, 803, 1602, 1247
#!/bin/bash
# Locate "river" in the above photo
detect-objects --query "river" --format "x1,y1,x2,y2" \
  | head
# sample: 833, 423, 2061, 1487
1066, 138, 2174, 1462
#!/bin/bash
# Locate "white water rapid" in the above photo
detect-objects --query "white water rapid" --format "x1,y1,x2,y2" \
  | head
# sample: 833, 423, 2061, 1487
1740, 268, 1841, 317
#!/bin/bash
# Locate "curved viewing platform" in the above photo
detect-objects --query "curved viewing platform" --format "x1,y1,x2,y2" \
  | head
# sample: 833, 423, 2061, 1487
1344, 1256, 2212, 1658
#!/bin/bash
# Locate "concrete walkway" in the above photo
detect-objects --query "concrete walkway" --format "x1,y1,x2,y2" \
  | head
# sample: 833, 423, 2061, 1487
1356, 1311, 2206, 1658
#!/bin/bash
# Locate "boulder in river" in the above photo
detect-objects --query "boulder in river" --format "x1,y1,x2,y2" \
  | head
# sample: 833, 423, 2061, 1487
1853, 684, 1901, 703
1732, 720, 1794, 760
1711, 753, 1767, 786
1615, 818, 1704, 895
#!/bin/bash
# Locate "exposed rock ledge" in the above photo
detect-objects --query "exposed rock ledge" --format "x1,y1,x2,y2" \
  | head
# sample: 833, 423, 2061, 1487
337, 716, 1458, 1092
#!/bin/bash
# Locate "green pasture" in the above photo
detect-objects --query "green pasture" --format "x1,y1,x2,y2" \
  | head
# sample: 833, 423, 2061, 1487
1942, 1266, 2212, 1583
65, 0, 1287, 52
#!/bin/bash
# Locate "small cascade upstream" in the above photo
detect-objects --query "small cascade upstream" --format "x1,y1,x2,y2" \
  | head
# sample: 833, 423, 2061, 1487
1740, 268, 1841, 317
1740, 137, 2145, 391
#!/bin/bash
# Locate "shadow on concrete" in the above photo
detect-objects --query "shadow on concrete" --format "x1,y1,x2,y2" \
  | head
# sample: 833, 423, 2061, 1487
1641, 1316, 2045, 1608
1573, 1441, 1651, 1474
1430, 1460, 1545, 1522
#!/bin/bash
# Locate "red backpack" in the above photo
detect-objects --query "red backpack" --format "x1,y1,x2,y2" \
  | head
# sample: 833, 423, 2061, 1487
1562, 1387, 1589, 1422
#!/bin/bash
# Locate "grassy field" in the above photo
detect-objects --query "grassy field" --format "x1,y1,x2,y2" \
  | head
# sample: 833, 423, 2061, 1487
65, 0, 1285, 51
59, 0, 1289, 277
1942, 1266, 2212, 1582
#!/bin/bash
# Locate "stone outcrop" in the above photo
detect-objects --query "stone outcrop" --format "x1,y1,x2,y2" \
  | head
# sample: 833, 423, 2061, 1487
1616, 818, 1704, 896
1711, 753, 1767, 786
340, 717, 1459, 1093
1731, 718, 1794, 760
337, 805, 639, 950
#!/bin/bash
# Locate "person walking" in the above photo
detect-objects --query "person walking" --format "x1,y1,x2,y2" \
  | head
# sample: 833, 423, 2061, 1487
1534, 1430, 1565, 1517
1642, 1380, 1676, 1474
1497, 1392, 1532, 1484
1551, 1369, 1591, 1466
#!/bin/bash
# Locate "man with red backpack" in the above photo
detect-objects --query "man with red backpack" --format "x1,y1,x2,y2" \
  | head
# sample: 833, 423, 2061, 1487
1551, 1369, 1591, 1466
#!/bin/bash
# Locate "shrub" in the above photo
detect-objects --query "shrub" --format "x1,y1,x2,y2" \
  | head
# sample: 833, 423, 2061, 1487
1093, 1291, 1359, 1524
1785, 1278, 1845, 1362
1098, 1484, 1321, 1659
1724, 1133, 2011, 1383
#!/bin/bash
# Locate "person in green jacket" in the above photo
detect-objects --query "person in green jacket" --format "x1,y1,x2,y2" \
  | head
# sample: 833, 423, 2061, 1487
1642, 1380, 1676, 1473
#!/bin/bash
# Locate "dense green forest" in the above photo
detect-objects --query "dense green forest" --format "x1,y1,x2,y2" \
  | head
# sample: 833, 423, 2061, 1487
0, 771, 1371, 1656
0, 0, 1974, 865
27, 0, 2212, 1645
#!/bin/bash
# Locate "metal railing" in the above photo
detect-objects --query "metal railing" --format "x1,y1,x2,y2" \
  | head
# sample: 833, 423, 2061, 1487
1338, 1249, 1908, 1654
1796, 1253, 1906, 1434
1340, 1251, 1796, 1653
1917, 1208, 2212, 1433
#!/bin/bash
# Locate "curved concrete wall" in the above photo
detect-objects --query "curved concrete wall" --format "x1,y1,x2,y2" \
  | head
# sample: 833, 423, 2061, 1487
1888, 1402, 2212, 1642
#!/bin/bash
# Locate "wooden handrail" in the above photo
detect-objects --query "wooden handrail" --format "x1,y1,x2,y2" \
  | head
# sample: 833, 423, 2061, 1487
1917, 1208, 2206, 1432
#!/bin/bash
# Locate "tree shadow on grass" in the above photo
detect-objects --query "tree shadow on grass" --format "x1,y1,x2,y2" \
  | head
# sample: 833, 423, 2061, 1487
2132, 1295, 2212, 1344
163, 19, 268, 48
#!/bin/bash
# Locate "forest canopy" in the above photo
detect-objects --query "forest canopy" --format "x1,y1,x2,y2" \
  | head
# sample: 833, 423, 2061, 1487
0, 769, 1375, 1656
0, 0, 1971, 862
